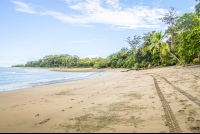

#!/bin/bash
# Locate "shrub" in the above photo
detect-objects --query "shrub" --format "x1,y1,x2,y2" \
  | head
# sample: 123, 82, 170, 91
148, 64, 152, 69
193, 58, 198, 64
145, 62, 151, 67
134, 62, 140, 69
153, 63, 160, 67
94, 62, 101, 68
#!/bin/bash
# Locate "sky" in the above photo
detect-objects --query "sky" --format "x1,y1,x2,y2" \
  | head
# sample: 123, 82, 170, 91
0, 0, 197, 67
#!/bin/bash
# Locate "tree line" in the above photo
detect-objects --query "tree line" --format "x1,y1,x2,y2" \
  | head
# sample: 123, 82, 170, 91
12, 2, 200, 69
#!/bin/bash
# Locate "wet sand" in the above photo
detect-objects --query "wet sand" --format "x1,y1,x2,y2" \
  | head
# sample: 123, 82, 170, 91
0, 66, 200, 133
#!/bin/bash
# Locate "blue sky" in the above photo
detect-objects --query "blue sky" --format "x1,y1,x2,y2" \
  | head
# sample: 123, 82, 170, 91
0, 0, 197, 67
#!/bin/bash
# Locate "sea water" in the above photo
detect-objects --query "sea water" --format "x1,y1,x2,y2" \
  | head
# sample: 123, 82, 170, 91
0, 67, 108, 92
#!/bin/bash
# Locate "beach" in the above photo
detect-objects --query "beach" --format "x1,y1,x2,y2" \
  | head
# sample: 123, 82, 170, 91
0, 66, 200, 133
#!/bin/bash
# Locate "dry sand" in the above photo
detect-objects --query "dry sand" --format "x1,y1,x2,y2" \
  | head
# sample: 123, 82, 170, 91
0, 66, 200, 133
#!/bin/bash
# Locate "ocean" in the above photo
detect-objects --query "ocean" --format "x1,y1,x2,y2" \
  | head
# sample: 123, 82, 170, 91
0, 67, 108, 92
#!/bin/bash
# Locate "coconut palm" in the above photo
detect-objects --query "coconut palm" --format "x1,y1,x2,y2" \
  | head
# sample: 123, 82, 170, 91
141, 31, 155, 54
149, 31, 185, 66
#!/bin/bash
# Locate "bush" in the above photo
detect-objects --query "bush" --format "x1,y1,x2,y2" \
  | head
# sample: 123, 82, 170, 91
193, 58, 198, 64
153, 63, 160, 67
162, 64, 167, 67
176, 63, 182, 66
94, 62, 101, 68
134, 62, 140, 69
148, 64, 152, 69
145, 62, 151, 67
140, 60, 147, 68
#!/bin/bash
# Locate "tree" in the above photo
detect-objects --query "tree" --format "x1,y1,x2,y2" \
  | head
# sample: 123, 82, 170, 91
149, 31, 184, 66
176, 13, 199, 32
126, 35, 142, 52
141, 31, 155, 53
160, 7, 179, 47
195, 3, 200, 17
179, 26, 200, 63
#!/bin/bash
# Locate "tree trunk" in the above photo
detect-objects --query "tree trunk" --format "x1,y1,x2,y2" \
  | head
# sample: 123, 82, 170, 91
166, 49, 185, 66
158, 46, 162, 59
160, 49, 162, 59
171, 33, 173, 48
198, 53, 200, 63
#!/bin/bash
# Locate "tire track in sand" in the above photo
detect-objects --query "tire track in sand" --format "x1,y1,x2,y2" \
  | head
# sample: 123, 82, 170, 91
161, 76, 200, 107
151, 75, 181, 133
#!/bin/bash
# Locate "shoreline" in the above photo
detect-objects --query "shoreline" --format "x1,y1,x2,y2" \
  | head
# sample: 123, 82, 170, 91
0, 68, 112, 93
14, 67, 110, 72
0, 66, 200, 133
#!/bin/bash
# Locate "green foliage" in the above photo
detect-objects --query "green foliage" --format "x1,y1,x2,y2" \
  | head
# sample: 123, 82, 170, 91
12, 64, 25, 67
193, 58, 199, 64
159, 7, 179, 47
133, 62, 140, 69
179, 25, 200, 63
151, 48, 160, 66
94, 62, 101, 69
176, 13, 199, 31
126, 35, 142, 52
195, 3, 200, 16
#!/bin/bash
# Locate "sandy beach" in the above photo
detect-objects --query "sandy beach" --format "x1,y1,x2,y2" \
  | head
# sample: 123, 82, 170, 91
0, 66, 200, 133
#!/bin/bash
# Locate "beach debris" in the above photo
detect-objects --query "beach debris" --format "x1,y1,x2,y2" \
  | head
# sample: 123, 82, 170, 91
70, 107, 72, 109
39, 118, 50, 124
71, 99, 75, 100
35, 114, 40, 117
148, 64, 152, 69
92, 103, 94, 104
77, 129, 82, 132
62, 110, 65, 112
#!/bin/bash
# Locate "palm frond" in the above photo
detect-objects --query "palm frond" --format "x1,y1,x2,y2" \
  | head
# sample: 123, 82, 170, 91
149, 43, 156, 50
153, 47, 157, 55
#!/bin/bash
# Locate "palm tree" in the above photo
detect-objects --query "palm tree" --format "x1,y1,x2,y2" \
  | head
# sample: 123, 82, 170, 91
141, 31, 155, 54
149, 31, 185, 66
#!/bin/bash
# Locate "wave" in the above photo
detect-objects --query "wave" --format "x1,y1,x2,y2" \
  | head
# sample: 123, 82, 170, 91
2, 72, 16, 74
25, 70, 39, 73
0, 71, 109, 92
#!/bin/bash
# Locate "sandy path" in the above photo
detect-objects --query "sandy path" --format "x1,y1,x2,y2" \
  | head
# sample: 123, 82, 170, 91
0, 66, 200, 133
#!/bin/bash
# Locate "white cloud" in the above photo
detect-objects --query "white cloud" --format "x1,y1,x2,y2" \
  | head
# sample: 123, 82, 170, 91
12, 1, 36, 14
106, 0, 121, 10
84, 55, 98, 58
43, 0, 168, 29
13, 0, 168, 29
190, 7, 195, 10
153, 0, 162, 7
77, 24, 94, 27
